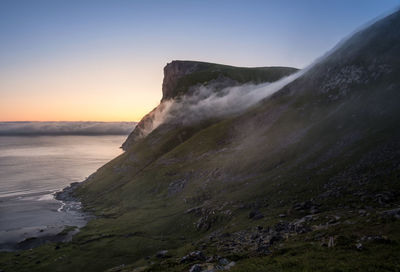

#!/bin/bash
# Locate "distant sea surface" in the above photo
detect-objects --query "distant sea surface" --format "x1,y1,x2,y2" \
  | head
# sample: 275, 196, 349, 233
0, 134, 126, 250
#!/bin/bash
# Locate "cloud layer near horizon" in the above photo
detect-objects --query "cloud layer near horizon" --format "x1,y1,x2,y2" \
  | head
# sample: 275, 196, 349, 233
0, 122, 137, 136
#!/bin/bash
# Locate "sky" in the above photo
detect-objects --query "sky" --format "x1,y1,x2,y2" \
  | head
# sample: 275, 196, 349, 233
0, 0, 399, 122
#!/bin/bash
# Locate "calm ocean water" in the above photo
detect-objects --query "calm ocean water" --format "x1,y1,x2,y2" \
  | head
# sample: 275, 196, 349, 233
0, 135, 125, 249
0, 135, 124, 198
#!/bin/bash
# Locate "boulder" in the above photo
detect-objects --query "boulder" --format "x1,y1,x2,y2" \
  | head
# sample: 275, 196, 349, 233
189, 264, 202, 272
156, 250, 169, 258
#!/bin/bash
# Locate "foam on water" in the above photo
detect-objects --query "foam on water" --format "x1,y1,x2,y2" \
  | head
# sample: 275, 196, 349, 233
0, 135, 125, 250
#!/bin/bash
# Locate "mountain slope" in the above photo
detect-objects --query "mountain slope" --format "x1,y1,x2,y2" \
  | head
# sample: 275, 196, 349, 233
1, 10, 400, 272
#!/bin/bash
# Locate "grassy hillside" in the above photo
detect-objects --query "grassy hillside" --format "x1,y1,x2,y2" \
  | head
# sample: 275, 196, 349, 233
1, 10, 400, 272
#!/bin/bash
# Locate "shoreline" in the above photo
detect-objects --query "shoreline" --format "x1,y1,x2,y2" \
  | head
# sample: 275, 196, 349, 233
54, 181, 83, 203
0, 181, 92, 252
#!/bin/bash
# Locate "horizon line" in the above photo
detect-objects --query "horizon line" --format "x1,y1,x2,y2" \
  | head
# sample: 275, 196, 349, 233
0, 120, 138, 123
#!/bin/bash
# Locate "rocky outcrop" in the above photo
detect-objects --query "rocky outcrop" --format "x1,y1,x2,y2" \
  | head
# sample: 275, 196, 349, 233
162, 61, 203, 100
121, 103, 168, 150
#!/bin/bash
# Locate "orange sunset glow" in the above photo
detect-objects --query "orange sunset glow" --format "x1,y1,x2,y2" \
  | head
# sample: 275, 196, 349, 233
0, 57, 162, 121
1, 1, 396, 122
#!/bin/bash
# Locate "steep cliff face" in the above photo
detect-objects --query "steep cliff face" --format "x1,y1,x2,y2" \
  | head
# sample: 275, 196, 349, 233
121, 61, 203, 150
161, 61, 202, 100
121, 61, 298, 150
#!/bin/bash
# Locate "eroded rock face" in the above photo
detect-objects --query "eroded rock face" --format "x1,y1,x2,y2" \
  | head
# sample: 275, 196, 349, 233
121, 61, 202, 151
121, 104, 166, 151
162, 61, 201, 100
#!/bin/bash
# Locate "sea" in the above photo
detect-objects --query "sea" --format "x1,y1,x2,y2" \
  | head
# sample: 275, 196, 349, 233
0, 134, 126, 250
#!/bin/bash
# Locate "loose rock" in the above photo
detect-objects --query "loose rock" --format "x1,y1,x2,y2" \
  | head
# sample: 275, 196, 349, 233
189, 264, 202, 272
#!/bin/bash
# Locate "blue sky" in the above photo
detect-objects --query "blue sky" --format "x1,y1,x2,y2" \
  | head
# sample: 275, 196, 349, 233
0, 0, 399, 121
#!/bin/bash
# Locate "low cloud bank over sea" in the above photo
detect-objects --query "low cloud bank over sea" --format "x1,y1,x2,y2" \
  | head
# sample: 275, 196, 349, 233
0, 122, 137, 136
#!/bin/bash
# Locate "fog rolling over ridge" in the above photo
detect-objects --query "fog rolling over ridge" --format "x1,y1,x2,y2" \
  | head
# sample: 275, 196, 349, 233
0, 122, 137, 136
142, 69, 306, 137
167, 70, 305, 123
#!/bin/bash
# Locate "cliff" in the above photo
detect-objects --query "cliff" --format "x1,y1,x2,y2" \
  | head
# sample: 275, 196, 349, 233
161, 61, 202, 100
121, 61, 298, 150
161, 60, 298, 100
